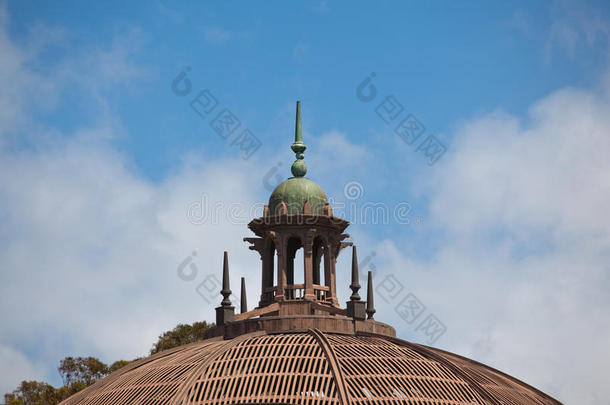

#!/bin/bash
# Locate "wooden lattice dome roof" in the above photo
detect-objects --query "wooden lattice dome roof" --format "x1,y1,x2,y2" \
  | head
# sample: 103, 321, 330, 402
60, 102, 562, 405
60, 329, 561, 405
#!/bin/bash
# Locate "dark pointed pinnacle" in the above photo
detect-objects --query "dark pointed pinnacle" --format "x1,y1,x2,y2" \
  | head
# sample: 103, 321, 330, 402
241, 277, 247, 314
221, 251, 232, 307
366, 270, 376, 319
349, 246, 361, 301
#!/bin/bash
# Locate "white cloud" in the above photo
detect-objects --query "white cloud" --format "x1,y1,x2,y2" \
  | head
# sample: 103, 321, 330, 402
0, 345, 48, 395
0, 129, 268, 387
0, 8, 263, 390
309, 130, 367, 176
202, 26, 233, 45
543, 1, 610, 62
0, 5, 608, 404
0, 9, 56, 146
200, 25, 252, 46
371, 82, 610, 404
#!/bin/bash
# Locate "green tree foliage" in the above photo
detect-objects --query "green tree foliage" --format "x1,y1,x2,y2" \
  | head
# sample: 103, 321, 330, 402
58, 357, 108, 386
108, 360, 132, 373
2, 321, 209, 404
2, 358, 131, 405
2, 380, 84, 405
150, 321, 213, 354
4, 381, 58, 405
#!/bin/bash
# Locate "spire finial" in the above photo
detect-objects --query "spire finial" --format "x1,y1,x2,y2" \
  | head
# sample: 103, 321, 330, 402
346, 245, 365, 320
216, 251, 235, 325
240, 277, 247, 314
294, 100, 303, 145
221, 251, 232, 307
291, 101, 307, 177
349, 246, 361, 301
366, 271, 376, 320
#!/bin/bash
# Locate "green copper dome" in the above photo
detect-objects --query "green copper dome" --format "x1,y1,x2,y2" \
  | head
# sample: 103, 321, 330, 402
269, 177, 328, 215
268, 101, 329, 216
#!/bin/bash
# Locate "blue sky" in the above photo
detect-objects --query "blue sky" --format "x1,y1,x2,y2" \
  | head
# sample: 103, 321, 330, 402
8, 0, 608, 178
1, 1, 610, 404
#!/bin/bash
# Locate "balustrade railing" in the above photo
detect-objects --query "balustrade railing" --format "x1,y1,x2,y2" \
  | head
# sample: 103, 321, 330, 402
314, 284, 330, 302
261, 284, 332, 304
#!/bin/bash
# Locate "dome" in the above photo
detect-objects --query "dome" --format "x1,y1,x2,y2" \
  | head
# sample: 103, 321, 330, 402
59, 102, 562, 405
266, 101, 330, 216
60, 330, 560, 405
269, 176, 329, 215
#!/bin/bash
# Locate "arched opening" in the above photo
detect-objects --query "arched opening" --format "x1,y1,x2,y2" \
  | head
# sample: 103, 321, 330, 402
312, 236, 325, 286
286, 236, 303, 299
312, 236, 329, 302
265, 240, 276, 290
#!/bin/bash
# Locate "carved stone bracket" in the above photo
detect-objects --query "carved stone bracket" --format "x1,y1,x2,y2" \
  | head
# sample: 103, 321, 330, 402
244, 237, 265, 254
